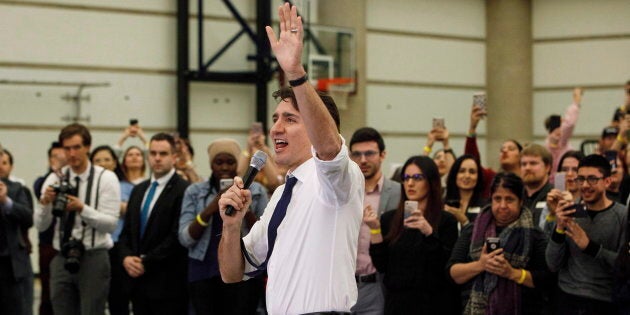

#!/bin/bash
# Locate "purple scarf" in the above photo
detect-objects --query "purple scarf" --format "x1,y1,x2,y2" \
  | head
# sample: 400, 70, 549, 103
464, 205, 534, 315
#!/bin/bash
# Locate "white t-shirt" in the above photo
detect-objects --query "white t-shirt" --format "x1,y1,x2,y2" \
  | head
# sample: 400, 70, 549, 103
243, 139, 364, 315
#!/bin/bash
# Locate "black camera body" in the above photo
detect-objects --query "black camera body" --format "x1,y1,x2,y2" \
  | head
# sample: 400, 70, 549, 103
51, 180, 78, 217
61, 238, 85, 274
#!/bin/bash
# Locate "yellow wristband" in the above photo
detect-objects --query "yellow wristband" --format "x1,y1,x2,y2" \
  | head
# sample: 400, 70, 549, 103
516, 268, 527, 285
370, 228, 381, 235
423, 146, 432, 154
618, 134, 627, 143
545, 214, 556, 222
196, 214, 209, 227
555, 228, 565, 234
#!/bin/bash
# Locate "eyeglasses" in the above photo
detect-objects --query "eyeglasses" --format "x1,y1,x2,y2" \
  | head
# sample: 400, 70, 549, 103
575, 176, 605, 185
350, 150, 379, 159
402, 173, 426, 182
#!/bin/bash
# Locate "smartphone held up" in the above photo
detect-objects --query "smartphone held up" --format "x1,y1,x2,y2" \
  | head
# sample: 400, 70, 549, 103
404, 200, 418, 219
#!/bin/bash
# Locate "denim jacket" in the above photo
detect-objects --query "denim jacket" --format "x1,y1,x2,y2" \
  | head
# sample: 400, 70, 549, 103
178, 180, 268, 260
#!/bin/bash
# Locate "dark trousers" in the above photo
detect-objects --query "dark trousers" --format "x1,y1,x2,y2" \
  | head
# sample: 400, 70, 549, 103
131, 292, 187, 315
108, 244, 130, 315
189, 276, 264, 315
557, 289, 618, 315
0, 256, 25, 315
38, 244, 57, 315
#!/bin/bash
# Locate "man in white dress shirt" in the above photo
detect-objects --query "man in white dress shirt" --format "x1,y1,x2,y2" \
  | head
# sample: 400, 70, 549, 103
218, 3, 364, 314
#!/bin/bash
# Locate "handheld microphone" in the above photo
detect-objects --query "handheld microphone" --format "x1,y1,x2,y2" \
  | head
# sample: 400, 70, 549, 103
225, 150, 267, 216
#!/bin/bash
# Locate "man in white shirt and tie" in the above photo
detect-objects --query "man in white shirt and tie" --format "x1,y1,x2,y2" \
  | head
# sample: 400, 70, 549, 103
218, 3, 364, 314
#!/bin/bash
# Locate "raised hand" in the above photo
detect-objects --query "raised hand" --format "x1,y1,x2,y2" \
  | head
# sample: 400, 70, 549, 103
362, 205, 380, 230
265, 3, 305, 79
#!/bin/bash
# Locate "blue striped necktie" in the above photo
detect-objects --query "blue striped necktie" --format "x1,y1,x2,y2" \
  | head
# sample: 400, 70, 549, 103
140, 181, 158, 237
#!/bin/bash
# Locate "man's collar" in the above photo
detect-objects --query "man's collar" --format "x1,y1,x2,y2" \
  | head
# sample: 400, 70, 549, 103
69, 162, 92, 182
150, 168, 176, 186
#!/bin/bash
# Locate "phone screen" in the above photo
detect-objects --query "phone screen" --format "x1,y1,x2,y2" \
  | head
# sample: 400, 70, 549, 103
473, 93, 486, 110
404, 200, 418, 218
554, 172, 566, 191
432, 118, 445, 129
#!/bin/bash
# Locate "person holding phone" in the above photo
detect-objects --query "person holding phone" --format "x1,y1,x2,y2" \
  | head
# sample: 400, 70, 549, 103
464, 99, 523, 197
423, 122, 455, 189
544, 88, 583, 180
116, 119, 148, 151
448, 172, 551, 314
541, 150, 584, 236
364, 155, 458, 314
178, 138, 268, 314
444, 155, 487, 229
546, 154, 627, 314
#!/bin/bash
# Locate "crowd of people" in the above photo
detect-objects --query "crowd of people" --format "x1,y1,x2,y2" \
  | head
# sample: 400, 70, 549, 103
1, 2, 630, 315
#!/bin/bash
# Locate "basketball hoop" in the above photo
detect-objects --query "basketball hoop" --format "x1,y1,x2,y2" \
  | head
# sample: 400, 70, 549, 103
328, 82, 354, 110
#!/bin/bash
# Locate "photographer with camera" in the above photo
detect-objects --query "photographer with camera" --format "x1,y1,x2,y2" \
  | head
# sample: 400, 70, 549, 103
35, 123, 121, 315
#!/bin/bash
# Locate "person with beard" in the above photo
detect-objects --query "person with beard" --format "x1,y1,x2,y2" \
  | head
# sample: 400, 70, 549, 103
465, 102, 522, 198
520, 144, 553, 227
546, 154, 627, 314
544, 88, 582, 181
179, 138, 268, 314
349, 127, 401, 314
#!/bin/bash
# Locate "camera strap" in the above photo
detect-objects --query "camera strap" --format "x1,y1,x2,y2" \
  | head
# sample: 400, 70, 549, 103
58, 166, 95, 249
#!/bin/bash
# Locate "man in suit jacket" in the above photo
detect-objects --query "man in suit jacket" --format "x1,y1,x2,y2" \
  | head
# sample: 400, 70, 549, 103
119, 133, 190, 315
349, 127, 402, 314
0, 175, 33, 315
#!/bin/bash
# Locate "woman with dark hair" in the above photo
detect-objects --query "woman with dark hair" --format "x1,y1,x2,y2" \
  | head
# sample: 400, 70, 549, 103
364, 155, 459, 314
447, 172, 551, 315
444, 155, 486, 227
90, 145, 125, 180
542, 150, 584, 235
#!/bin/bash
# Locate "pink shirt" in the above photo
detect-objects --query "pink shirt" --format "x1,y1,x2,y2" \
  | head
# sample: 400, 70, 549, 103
356, 174, 385, 276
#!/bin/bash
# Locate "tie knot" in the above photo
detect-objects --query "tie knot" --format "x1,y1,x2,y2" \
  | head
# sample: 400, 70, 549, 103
151, 181, 158, 188
74, 176, 81, 186
285, 176, 298, 189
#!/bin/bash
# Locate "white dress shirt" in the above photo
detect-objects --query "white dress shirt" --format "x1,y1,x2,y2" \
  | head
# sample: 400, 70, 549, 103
242, 137, 364, 315
35, 162, 121, 250
142, 168, 175, 218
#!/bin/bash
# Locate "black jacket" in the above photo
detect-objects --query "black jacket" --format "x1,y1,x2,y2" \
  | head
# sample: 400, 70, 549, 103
118, 173, 189, 299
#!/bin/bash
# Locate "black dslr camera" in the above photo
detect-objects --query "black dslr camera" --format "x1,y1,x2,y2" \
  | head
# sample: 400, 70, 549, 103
51, 178, 78, 217
61, 238, 85, 274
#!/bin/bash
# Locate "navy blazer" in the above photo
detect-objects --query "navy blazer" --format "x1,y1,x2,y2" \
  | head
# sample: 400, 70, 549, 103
118, 172, 189, 299
0, 179, 33, 280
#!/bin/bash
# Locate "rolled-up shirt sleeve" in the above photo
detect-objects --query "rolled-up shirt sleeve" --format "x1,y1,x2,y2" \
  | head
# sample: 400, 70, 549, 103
312, 135, 364, 208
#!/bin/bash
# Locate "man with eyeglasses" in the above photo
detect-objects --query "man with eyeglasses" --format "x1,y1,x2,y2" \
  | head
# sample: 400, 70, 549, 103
349, 127, 401, 314
520, 144, 554, 227
546, 154, 627, 314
